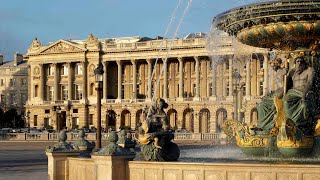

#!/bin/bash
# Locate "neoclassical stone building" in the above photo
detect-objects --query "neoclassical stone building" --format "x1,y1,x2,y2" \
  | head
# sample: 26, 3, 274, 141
0, 53, 28, 115
25, 33, 277, 132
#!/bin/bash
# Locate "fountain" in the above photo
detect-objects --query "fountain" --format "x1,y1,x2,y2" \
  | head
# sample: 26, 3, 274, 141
214, 0, 320, 157
45, 1, 320, 180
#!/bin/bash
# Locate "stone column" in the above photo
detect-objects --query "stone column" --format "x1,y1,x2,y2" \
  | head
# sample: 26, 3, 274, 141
116, 61, 122, 103
228, 58, 233, 99
81, 61, 87, 102
178, 57, 184, 101
39, 64, 45, 101
146, 59, 153, 101
103, 61, 108, 100
54, 63, 59, 101
68, 63, 72, 101
194, 56, 200, 101
210, 60, 217, 100
163, 60, 168, 99
131, 60, 137, 100
246, 59, 251, 98
263, 54, 268, 96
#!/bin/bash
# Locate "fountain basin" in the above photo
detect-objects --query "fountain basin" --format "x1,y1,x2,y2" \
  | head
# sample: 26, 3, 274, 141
215, 0, 320, 49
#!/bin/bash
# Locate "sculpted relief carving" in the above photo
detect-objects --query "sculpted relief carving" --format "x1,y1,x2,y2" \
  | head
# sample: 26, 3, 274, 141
42, 42, 82, 54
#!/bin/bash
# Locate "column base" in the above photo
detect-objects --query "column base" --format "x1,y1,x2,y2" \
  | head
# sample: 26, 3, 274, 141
245, 96, 251, 101
193, 97, 200, 101
226, 96, 233, 101
115, 99, 122, 103
176, 97, 184, 102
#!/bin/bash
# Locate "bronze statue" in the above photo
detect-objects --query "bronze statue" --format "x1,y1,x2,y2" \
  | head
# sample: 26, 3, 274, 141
137, 98, 180, 161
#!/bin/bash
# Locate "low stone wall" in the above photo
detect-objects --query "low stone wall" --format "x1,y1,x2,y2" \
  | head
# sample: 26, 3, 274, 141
128, 161, 320, 180
48, 153, 320, 180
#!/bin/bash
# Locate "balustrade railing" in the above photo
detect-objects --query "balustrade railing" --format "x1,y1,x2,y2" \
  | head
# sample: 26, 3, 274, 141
0, 132, 224, 142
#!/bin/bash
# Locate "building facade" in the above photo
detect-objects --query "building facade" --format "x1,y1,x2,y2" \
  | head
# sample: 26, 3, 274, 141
0, 53, 28, 115
25, 33, 278, 132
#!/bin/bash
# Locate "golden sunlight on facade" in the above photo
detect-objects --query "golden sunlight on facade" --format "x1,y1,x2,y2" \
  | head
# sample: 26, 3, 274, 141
25, 33, 277, 133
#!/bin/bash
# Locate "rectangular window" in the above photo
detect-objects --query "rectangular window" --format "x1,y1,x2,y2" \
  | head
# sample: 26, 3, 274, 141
48, 66, 55, 76
44, 118, 49, 127
61, 65, 68, 76
76, 64, 82, 75
48, 86, 54, 101
1, 95, 6, 105
260, 81, 264, 96
45, 109, 50, 114
62, 85, 68, 100
89, 114, 93, 125
75, 85, 82, 100
34, 115, 38, 126
10, 94, 16, 104
73, 109, 78, 113
72, 117, 79, 129
21, 94, 26, 105
10, 79, 16, 86
0, 79, 4, 86
21, 79, 27, 86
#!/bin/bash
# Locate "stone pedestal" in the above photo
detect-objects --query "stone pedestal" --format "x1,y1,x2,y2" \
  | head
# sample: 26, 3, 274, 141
47, 152, 80, 180
91, 155, 134, 180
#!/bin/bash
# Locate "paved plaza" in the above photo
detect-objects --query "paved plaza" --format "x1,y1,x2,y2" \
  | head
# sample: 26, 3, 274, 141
0, 141, 216, 180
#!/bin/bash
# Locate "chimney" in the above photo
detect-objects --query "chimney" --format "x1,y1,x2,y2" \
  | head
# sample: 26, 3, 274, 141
0, 54, 3, 65
14, 52, 23, 66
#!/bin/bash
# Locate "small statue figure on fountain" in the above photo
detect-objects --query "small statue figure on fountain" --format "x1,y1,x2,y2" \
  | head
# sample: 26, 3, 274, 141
137, 98, 180, 161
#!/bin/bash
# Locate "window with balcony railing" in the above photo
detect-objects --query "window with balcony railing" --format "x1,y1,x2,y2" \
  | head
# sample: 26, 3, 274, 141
61, 85, 68, 100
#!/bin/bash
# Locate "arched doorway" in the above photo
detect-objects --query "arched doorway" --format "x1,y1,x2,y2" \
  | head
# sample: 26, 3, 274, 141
121, 109, 131, 129
216, 108, 227, 132
183, 108, 194, 132
199, 108, 210, 133
167, 109, 178, 129
106, 110, 116, 131
250, 108, 258, 126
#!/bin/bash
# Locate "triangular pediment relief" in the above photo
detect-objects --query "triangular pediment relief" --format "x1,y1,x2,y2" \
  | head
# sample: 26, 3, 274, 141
39, 40, 86, 54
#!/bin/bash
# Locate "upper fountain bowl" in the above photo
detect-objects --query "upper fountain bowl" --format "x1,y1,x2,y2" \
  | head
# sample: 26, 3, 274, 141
214, 0, 320, 50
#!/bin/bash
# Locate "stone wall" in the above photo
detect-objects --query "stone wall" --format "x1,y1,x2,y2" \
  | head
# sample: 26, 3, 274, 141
48, 153, 320, 180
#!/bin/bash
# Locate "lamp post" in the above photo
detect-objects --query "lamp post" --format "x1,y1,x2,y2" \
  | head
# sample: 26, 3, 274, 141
94, 62, 104, 148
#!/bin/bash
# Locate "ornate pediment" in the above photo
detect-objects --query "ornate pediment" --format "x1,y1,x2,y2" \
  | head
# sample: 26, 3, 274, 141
39, 40, 86, 54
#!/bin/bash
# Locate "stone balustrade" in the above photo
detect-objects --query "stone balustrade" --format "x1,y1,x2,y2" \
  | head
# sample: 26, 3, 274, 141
0, 132, 224, 142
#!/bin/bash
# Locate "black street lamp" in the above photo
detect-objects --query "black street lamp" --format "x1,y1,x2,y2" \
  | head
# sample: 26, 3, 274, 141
94, 62, 104, 148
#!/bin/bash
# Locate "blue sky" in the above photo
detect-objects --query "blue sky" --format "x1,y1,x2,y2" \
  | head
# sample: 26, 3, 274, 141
0, 0, 262, 60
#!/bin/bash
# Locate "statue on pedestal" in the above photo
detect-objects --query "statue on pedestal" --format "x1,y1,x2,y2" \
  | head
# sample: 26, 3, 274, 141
137, 98, 180, 161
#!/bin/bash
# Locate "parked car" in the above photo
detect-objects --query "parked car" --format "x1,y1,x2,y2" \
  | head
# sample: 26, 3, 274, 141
0, 128, 13, 134
29, 128, 42, 133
